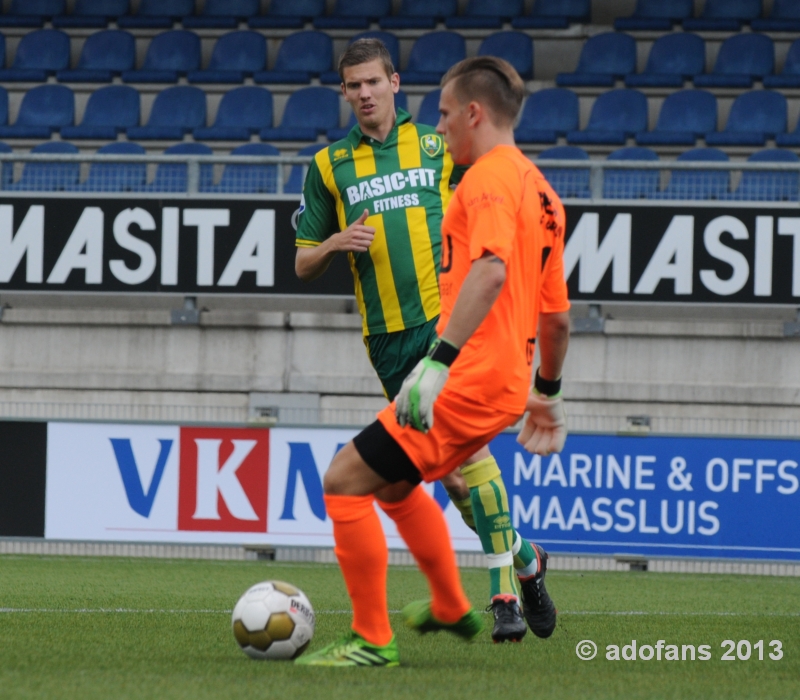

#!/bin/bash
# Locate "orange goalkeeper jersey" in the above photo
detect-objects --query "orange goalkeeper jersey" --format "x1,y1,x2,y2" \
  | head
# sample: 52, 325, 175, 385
437, 145, 570, 414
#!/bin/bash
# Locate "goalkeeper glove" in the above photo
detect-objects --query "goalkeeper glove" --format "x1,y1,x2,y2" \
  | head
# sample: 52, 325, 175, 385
517, 369, 567, 455
395, 338, 460, 433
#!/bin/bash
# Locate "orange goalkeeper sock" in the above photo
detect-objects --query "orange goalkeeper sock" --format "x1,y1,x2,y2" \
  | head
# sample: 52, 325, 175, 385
378, 486, 471, 624
324, 493, 393, 646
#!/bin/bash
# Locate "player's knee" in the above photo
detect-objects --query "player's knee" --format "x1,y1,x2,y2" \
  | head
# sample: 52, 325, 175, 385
322, 442, 356, 495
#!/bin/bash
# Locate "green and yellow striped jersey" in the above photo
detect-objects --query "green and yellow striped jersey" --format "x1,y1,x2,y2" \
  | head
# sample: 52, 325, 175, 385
295, 108, 458, 336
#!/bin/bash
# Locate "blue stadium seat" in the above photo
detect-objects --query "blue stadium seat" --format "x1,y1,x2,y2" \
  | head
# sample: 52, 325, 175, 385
194, 87, 273, 141
260, 87, 340, 141
320, 31, 400, 84
683, 0, 762, 31
68, 141, 146, 192
118, 0, 194, 28
0, 85, 73, 139
61, 85, 139, 140
145, 142, 213, 193
625, 33, 704, 88
752, 0, 800, 31
478, 32, 533, 80
694, 34, 773, 88
0, 0, 65, 27
57, 30, 135, 82
513, 0, 591, 29
446, 0, 523, 29
0, 88, 8, 128
567, 89, 648, 145
255, 31, 333, 84
249, 0, 325, 28
7, 141, 79, 191
327, 91, 407, 140
636, 90, 716, 146
725, 149, 799, 201
122, 30, 200, 83
536, 146, 590, 199
705, 91, 786, 147
614, 0, 693, 30
654, 148, 730, 200
401, 32, 466, 85
286, 144, 327, 194
764, 38, 800, 88
54, 0, 129, 28
315, 0, 392, 29
188, 32, 266, 84
0, 142, 13, 189
380, 0, 457, 29
603, 147, 660, 199
514, 88, 578, 143
127, 86, 205, 140
556, 32, 636, 87
183, 0, 259, 28
0, 35, 5, 69
0, 29, 70, 82
416, 89, 441, 126
203, 143, 281, 194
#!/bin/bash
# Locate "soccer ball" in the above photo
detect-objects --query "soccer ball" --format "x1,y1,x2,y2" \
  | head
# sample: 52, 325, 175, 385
231, 580, 315, 660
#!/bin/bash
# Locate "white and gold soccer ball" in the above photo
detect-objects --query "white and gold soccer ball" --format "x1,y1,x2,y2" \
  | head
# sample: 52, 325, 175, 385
231, 580, 315, 660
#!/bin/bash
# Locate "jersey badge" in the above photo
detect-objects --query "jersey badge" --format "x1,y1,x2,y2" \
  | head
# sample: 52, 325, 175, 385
333, 148, 350, 162
420, 134, 443, 157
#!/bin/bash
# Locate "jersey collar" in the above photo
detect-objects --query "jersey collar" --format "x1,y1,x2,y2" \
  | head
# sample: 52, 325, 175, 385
347, 108, 412, 149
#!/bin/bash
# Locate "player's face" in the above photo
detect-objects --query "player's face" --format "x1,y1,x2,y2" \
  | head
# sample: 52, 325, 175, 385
341, 59, 400, 133
436, 83, 472, 165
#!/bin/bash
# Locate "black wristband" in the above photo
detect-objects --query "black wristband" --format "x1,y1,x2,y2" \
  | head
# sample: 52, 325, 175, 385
534, 369, 561, 396
428, 338, 460, 367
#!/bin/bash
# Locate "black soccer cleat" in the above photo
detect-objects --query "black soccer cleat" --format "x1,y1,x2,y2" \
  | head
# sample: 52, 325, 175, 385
488, 594, 527, 643
518, 543, 557, 638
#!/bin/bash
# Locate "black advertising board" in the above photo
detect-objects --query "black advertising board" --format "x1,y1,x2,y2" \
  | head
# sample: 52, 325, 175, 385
0, 421, 47, 537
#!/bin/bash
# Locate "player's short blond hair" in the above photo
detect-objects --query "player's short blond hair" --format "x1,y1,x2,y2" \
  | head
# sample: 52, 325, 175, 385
441, 56, 525, 127
338, 38, 395, 83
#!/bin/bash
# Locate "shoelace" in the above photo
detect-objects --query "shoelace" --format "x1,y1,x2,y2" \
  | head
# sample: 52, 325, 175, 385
486, 600, 521, 622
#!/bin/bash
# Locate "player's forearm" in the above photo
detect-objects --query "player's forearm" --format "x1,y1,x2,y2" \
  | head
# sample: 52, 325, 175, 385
537, 311, 570, 381
295, 243, 337, 282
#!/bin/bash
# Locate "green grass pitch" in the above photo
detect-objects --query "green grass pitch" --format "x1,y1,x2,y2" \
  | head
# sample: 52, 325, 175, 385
1, 555, 798, 700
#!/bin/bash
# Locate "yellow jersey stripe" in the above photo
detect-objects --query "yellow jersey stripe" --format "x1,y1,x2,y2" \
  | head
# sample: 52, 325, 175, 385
353, 141, 377, 178
397, 123, 422, 170
439, 151, 455, 211
367, 213, 404, 332
295, 238, 321, 248
315, 148, 348, 230
405, 206, 440, 321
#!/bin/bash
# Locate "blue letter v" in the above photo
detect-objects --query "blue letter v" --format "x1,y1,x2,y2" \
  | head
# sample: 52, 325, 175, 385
110, 438, 173, 518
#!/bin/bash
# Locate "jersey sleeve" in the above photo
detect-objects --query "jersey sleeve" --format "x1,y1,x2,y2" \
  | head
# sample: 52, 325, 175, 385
540, 202, 571, 314
295, 157, 339, 248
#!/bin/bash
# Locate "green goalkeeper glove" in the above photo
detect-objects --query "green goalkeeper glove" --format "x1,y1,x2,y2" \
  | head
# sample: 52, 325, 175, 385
395, 338, 460, 433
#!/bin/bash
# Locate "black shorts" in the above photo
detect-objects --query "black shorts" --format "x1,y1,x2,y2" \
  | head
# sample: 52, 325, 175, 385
352, 420, 423, 485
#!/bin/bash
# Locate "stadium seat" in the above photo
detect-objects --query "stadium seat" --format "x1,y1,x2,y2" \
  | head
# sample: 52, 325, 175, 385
203, 143, 281, 194
122, 30, 200, 83
260, 87, 340, 141
752, 0, 800, 31
764, 38, 800, 88
683, 0, 762, 31
725, 149, 799, 201
286, 143, 327, 194
0, 0, 65, 27
603, 146, 660, 199
249, 0, 324, 28
416, 89, 441, 126
556, 32, 636, 87
145, 142, 213, 193
0, 88, 8, 128
380, 0, 457, 29
7, 141, 79, 192
315, 0, 392, 29
0, 142, 13, 189
68, 141, 146, 192
255, 31, 333, 84
514, 88, 578, 143
477, 32, 533, 81
194, 87, 273, 141
320, 31, 400, 84
512, 0, 591, 29
705, 91, 786, 147
636, 90, 716, 146
327, 91, 408, 140
0, 35, 6, 69
188, 32, 266, 84
61, 85, 139, 140
57, 30, 135, 83
127, 86, 205, 140
536, 146, 590, 199
446, 0, 524, 29
401, 32, 466, 85
567, 89, 648, 145
183, 0, 259, 28
0, 29, 70, 82
693, 34, 773, 88
0, 85, 74, 139
53, 0, 129, 28
614, 0, 693, 30
118, 0, 194, 28
625, 33, 705, 88
654, 148, 730, 200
